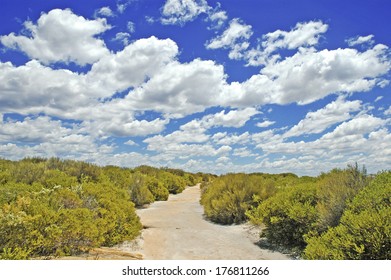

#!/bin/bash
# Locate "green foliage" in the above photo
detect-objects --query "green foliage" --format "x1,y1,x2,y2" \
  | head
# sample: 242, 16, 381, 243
199, 164, 388, 259
247, 183, 318, 249
201, 174, 277, 224
129, 172, 155, 206
316, 164, 368, 232
0, 158, 147, 259
0, 157, 202, 259
146, 177, 169, 201
304, 171, 391, 259
158, 171, 186, 194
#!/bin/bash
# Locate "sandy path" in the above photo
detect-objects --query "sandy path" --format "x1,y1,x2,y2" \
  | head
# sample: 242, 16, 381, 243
133, 184, 290, 260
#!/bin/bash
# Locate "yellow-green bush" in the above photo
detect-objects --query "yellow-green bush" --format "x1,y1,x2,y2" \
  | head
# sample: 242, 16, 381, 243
201, 174, 277, 224
0, 158, 143, 259
247, 183, 318, 249
304, 171, 391, 259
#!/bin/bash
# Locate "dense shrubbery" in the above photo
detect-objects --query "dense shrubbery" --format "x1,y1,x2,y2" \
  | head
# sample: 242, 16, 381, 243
200, 173, 279, 224
0, 157, 198, 259
304, 171, 391, 259
247, 183, 318, 250
3, 157, 388, 260
201, 165, 390, 259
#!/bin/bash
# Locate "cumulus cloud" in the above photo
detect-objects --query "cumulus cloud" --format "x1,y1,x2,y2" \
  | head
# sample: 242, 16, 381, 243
0, 60, 91, 115
206, 18, 253, 59
127, 21, 136, 33
161, 0, 209, 25
125, 58, 227, 116
0, 115, 71, 144
144, 139, 231, 160
87, 36, 179, 95
182, 107, 259, 129
0, 115, 103, 160
283, 97, 362, 138
102, 118, 169, 137
0, 9, 111, 65
124, 139, 137, 146
347, 35, 375, 47
322, 114, 386, 139
255, 20, 328, 63
256, 120, 275, 128
1, 8, 390, 175
213, 132, 250, 145
233, 147, 255, 157
207, 9, 228, 30
226, 44, 391, 107
117, 0, 134, 14
202, 108, 259, 128
208, 20, 328, 66
255, 114, 389, 167
206, 18, 252, 49
95, 6, 115, 17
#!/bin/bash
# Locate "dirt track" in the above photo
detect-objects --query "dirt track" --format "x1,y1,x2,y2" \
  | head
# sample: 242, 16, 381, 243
131, 185, 290, 260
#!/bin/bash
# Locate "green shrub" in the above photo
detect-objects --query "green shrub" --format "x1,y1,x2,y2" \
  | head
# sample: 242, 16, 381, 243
247, 183, 318, 249
201, 174, 277, 224
304, 171, 391, 259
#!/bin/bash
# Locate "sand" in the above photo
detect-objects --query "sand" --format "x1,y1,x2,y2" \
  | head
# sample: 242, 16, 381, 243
128, 184, 291, 260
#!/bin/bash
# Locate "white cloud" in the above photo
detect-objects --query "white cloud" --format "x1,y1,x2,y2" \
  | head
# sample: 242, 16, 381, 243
124, 139, 137, 146
127, 21, 136, 33
87, 36, 178, 95
206, 18, 253, 56
263, 21, 327, 52
211, 132, 227, 141
255, 114, 388, 162
0, 115, 72, 144
233, 147, 255, 157
93, 118, 169, 137
0, 60, 91, 115
216, 156, 230, 163
322, 114, 386, 139
207, 4, 228, 30
96, 7, 115, 17
247, 119, 391, 176
0, 116, 104, 161
145, 127, 208, 147
1, 8, 390, 175
0, 9, 111, 65
283, 97, 362, 138
375, 96, 383, 102
201, 108, 259, 128
126, 58, 227, 116
117, 0, 134, 14
209, 10, 227, 27
256, 120, 275, 128
347, 35, 375, 47
228, 44, 391, 107
178, 108, 259, 140
161, 0, 209, 25
242, 20, 328, 66
145, 16, 155, 24
214, 132, 250, 145
113, 32, 131, 45
144, 141, 231, 160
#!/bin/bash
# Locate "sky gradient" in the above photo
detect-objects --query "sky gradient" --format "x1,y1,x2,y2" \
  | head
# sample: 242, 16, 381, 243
0, 0, 390, 175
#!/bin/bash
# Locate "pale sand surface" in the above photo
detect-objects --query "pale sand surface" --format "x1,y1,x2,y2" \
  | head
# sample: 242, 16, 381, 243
127, 184, 291, 260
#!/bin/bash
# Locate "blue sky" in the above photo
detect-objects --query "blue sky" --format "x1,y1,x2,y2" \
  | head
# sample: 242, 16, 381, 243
0, 0, 390, 175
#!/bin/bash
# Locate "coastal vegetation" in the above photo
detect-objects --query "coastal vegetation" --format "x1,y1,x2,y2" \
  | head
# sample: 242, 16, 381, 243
201, 164, 390, 259
0, 157, 200, 259
1, 157, 389, 260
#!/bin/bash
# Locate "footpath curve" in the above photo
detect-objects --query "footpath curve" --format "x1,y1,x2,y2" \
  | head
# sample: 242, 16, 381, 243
131, 184, 290, 260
